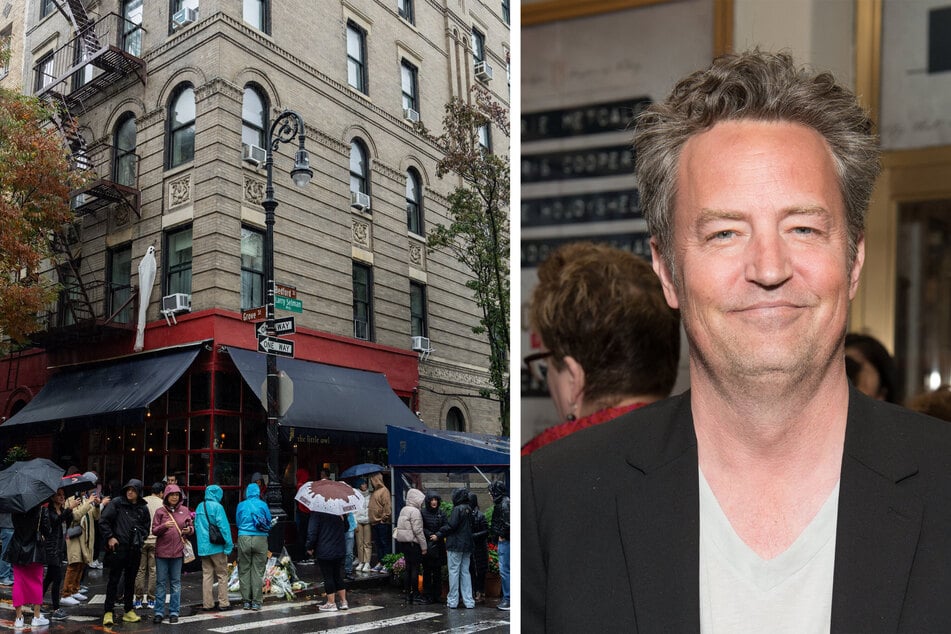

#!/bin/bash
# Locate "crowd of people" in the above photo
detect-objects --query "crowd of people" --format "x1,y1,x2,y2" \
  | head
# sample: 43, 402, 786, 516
0, 466, 510, 628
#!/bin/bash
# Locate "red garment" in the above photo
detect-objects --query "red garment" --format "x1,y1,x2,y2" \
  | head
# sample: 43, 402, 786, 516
521, 402, 648, 456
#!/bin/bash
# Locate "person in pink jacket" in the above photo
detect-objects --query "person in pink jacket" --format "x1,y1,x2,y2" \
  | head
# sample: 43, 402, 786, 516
150, 485, 193, 624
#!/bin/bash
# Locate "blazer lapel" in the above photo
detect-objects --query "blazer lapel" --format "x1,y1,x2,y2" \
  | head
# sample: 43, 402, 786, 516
831, 391, 923, 633
617, 393, 701, 632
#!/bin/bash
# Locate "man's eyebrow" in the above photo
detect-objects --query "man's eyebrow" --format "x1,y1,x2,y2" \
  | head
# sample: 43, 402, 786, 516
695, 208, 747, 225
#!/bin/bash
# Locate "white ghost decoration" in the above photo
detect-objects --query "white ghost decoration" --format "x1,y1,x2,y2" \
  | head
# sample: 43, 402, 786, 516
134, 245, 156, 352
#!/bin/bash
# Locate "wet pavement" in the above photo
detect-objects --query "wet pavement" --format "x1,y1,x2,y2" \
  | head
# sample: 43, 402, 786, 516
0, 561, 510, 632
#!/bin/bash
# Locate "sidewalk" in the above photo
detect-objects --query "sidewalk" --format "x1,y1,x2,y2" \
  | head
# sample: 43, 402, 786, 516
0, 560, 391, 617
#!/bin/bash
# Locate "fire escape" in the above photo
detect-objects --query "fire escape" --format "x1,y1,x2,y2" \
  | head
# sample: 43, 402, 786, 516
30, 0, 146, 347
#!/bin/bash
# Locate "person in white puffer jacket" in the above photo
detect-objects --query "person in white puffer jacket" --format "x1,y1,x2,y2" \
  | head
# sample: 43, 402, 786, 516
394, 488, 428, 604
353, 480, 371, 572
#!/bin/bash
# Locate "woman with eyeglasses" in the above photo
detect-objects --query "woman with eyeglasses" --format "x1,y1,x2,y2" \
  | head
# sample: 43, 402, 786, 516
522, 241, 681, 455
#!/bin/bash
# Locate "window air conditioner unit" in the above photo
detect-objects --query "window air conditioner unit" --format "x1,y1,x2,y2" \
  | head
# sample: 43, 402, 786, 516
474, 61, 493, 82
161, 293, 191, 314
242, 143, 266, 166
351, 191, 371, 212
172, 7, 198, 29
403, 108, 420, 123
411, 336, 431, 352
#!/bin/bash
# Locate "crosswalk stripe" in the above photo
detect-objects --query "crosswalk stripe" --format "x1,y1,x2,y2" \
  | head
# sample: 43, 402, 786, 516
299, 611, 443, 634
208, 605, 387, 632
430, 619, 511, 634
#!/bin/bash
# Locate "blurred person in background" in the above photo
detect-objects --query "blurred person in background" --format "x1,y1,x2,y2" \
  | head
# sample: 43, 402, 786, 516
523, 241, 681, 455
844, 332, 900, 403
907, 385, 951, 422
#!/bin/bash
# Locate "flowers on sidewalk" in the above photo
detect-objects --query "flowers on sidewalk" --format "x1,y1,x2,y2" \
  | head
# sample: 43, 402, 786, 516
488, 542, 500, 575
227, 547, 308, 600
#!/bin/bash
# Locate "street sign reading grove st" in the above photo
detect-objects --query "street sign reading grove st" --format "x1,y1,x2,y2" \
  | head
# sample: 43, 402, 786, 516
242, 306, 266, 322
257, 335, 295, 357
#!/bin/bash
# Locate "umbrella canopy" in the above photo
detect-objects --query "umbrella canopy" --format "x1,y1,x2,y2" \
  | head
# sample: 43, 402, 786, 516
339, 463, 384, 479
294, 480, 363, 516
0, 458, 65, 513
60, 472, 97, 498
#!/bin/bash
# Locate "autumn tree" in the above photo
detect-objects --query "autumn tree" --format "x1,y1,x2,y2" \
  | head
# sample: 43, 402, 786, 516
426, 86, 510, 435
0, 89, 82, 342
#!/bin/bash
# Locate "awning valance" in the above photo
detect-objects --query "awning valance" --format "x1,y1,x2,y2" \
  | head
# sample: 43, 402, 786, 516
226, 347, 423, 437
387, 424, 510, 472
3, 344, 201, 429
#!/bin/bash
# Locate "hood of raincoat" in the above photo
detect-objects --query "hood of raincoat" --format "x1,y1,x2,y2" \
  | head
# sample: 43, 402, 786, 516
468, 492, 480, 509
406, 488, 425, 510
451, 487, 470, 506
424, 490, 442, 509
368, 472, 384, 489
245, 482, 261, 500
163, 483, 184, 507
204, 484, 223, 504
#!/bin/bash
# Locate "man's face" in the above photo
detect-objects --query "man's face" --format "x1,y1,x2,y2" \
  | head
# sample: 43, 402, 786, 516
167, 476, 177, 486
126, 487, 138, 502
652, 120, 863, 386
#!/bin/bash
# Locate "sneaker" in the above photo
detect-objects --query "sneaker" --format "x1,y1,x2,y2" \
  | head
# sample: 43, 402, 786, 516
123, 609, 141, 623
0, 577, 13, 586
153, 614, 163, 624
251, 602, 261, 611
72, 592, 88, 601
497, 599, 511, 611
370, 564, 384, 572
318, 602, 338, 612
51, 609, 68, 620
242, 601, 251, 610
217, 604, 231, 611
339, 602, 349, 610
132, 598, 142, 609
89, 560, 103, 569
169, 615, 179, 623
361, 562, 371, 572
79, 585, 89, 593
103, 612, 114, 626
33, 615, 50, 627
13, 616, 24, 630
60, 596, 79, 606
147, 599, 155, 610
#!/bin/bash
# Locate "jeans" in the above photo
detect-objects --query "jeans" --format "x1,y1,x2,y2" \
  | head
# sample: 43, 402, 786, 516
344, 531, 355, 573
371, 523, 391, 564
0, 527, 13, 581
498, 539, 510, 601
154, 557, 183, 617
446, 550, 474, 608
499, 539, 512, 601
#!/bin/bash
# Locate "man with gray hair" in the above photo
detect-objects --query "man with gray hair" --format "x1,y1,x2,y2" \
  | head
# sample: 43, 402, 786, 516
523, 50, 951, 632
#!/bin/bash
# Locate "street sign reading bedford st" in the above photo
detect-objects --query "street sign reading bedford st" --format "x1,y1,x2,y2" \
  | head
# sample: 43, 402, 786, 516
257, 335, 294, 357
242, 306, 266, 322
256, 316, 295, 337
275, 295, 303, 313
275, 283, 297, 299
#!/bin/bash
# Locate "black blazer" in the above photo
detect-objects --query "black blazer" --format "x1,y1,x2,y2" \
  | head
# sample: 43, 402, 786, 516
523, 389, 951, 633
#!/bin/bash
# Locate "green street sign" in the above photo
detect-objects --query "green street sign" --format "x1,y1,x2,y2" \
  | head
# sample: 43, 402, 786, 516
275, 295, 303, 313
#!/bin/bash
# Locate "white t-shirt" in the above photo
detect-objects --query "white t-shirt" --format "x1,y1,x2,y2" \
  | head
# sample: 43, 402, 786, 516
699, 469, 839, 634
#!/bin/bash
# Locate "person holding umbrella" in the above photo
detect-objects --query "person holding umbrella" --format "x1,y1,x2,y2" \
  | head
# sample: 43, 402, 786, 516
41, 488, 79, 620
299, 478, 361, 612
368, 472, 391, 572
354, 479, 371, 573
98, 479, 150, 626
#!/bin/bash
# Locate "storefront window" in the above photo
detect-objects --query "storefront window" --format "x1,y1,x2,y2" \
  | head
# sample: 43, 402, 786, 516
166, 453, 186, 485
215, 372, 241, 411
215, 415, 241, 450
192, 372, 211, 411
190, 414, 210, 449
167, 418, 187, 450
213, 453, 240, 486
168, 376, 188, 414
189, 453, 210, 487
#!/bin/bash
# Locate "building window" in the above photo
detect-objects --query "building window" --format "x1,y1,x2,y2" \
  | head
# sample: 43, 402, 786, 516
0, 27, 11, 79
167, 84, 196, 168
114, 113, 137, 187
406, 168, 422, 235
471, 28, 486, 64
502, 0, 510, 25
33, 51, 54, 93
353, 262, 373, 341
398, 0, 414, 24
446, 406, 466, 431
243, 0, 268, 33
410, 282, 427, 338
107, 245, 133, 324
349, 139, 369, 196
400, 60, 418, 113
165, 226, 193, 296
240, 226, 264, 311
242, 85, 267, 150
40, 0, 55, 19
122, 0, 143, 56
478, 123, 492, 152
346, 22, 367, 93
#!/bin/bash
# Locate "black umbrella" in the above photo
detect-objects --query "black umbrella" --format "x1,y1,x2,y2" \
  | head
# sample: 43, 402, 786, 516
339, 463, 384, 479
60, 472, 97, 498
0, 458, 65, 513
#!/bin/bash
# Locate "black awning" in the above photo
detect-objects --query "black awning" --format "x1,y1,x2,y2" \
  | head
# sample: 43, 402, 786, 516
3, 345, 201, 429
226, 347, 424, 437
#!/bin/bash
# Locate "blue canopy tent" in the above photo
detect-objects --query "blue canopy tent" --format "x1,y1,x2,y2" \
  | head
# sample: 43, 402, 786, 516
385, 425, 510, 521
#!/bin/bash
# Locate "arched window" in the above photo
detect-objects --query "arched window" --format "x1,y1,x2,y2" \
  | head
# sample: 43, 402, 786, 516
113, 113, 137, 187
406, 168, 422, 234
446, 407, 466, 431
242, 85, 267, 150
167, 84, 195, 168
350, 139, 369, 195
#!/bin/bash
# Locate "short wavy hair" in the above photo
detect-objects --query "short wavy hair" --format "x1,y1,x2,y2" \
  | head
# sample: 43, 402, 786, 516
634, 50, 881, 273
529, 242, 680, 407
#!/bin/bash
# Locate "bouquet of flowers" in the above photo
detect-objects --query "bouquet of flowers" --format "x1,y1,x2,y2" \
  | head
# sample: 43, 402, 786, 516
487, 542, 500, 575
381, 552, 406, 578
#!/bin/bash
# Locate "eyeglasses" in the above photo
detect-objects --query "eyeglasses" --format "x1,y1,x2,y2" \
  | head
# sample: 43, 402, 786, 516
524, 350, 553, 382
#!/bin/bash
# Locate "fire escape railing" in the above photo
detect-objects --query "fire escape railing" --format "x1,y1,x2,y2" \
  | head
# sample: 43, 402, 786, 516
69, 142, 140, 219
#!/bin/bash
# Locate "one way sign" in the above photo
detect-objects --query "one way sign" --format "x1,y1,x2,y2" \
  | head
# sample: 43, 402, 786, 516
255, 316, 295, 337
257, 335, 294, 357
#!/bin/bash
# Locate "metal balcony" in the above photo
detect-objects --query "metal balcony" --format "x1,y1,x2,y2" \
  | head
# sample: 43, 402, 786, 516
69, 143, 140, 218
30, 278, 136, 348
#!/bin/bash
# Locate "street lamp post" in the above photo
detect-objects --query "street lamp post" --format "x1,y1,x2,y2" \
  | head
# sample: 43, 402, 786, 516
261, 110, 312, 548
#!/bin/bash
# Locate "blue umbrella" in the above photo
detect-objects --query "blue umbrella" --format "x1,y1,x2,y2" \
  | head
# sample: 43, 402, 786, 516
340, 463, 384, 479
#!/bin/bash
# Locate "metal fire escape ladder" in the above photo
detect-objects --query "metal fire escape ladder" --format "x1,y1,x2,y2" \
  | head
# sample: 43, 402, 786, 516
48, 224, 96, 327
